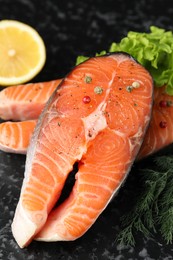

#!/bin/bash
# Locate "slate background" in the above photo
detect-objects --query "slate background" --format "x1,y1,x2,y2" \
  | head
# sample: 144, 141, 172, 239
0, 0, 173, 259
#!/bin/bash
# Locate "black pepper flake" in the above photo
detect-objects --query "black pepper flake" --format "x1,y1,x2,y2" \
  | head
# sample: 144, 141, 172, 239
167, 100, 173, 107
58, 122, 61, 126
88, 132, 92, 137
126, 86, 133, 93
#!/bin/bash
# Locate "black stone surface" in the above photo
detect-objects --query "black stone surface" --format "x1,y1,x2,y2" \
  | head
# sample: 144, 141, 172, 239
0, 0, 173, 259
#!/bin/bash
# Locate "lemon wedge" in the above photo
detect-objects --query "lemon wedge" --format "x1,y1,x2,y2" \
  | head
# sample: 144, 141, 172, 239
0, 20, 46, 86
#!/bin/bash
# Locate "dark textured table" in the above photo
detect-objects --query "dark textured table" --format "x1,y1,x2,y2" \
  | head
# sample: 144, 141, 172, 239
0, 0, 173, 259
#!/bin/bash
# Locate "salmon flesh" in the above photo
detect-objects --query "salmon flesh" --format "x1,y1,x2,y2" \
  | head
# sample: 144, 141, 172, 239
11, 52, 153, 247
0, 120, 36, 154
0, 79, 61, 121
138, 85, 173, 159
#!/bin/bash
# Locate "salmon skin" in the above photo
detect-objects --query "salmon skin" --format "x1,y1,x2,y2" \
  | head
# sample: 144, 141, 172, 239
0, 79, 61, 121
11, 52, 153, 247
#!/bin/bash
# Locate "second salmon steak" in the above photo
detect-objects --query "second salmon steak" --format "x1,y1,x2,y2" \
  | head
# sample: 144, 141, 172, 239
12, 52, 153, 248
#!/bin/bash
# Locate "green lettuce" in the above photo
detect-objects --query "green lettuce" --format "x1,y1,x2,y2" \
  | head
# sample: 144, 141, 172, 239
76, 50, 106, 65
76, 56, 89, 65
76, 26, 173, 95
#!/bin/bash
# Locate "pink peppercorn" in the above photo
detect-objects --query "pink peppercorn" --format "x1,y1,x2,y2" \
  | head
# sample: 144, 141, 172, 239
159, 121, 167, 128
159, 100, 167, 108
82, 96, 91, 104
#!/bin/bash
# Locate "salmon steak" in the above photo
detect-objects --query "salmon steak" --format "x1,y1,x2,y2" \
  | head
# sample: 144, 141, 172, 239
0, 120, 37, 154
11, 52, 153, 248
138, 85, 173, 159
0, 79, 61, 121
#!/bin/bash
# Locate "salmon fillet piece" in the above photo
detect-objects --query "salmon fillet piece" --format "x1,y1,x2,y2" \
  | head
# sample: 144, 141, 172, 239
11, 52, 153, 247
0, 120, 36, 154
0, 79, 61, 121
138, 85, 173, 159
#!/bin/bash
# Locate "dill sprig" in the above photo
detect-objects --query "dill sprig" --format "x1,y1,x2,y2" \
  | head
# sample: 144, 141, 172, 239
117, 155, 173, 246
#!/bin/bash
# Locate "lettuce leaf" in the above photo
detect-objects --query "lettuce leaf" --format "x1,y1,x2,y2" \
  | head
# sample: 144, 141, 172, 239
76, 50, 106, 65
76, 26, 173, 96
76, 56, 89, 65
110, 26, 173, 95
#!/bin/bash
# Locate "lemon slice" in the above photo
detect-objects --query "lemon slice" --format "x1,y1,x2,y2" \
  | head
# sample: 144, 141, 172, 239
0, 20, 46, 86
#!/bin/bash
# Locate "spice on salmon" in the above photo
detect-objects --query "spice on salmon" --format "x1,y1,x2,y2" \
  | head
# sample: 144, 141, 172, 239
126, 86, 133, 93
167, 100, 173, 107
159, 100, 173, 108
132, 81, 140, 88
126, 81, 140, 93
94, 86, 103, 94
159, 100, 168, 108
82, 96, 91, 104
159, 121, 167, 128
84, 75, 92, 83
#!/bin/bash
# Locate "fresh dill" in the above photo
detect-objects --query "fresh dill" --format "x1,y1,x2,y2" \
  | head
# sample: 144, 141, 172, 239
117, 155, 173, 246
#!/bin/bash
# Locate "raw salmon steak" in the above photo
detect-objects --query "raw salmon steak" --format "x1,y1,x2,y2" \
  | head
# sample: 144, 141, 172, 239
0, 79, 61, 121
138, 85, 173, 159
11, 52, 153, 248
0, 120, 37, 154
